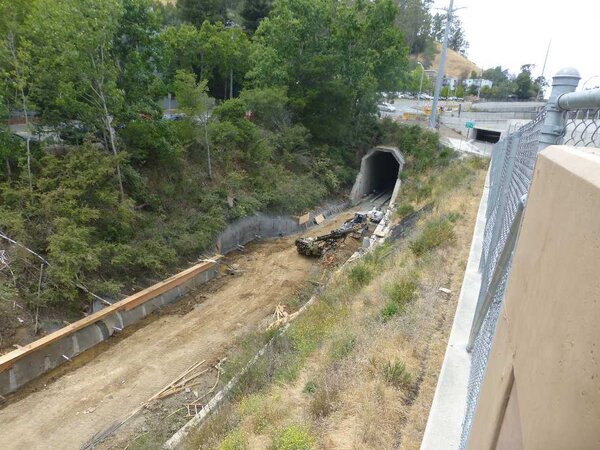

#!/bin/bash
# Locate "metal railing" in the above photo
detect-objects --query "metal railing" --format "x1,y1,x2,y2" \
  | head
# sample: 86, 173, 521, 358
459, 68, 600, 448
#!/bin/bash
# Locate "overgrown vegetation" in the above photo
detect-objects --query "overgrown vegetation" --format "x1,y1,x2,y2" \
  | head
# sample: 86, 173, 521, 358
174, 154, 488, 449
0, 0, 452, 328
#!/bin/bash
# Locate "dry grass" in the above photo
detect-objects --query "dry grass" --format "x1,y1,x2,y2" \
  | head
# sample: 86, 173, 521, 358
181, 156, 488, 449
415, 43, 482, 79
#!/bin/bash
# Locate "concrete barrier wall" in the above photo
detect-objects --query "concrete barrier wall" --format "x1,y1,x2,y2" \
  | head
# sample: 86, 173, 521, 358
0, 262, 221, 396
467, 146, 600, 449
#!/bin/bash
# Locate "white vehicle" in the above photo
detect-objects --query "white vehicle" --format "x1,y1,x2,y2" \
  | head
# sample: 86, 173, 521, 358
377, 102, 396, 112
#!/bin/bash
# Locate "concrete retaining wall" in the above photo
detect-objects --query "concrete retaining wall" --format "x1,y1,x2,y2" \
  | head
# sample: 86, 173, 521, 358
0, 198, 353, 397
216, 201, 350, 254
0, 263, 220, 396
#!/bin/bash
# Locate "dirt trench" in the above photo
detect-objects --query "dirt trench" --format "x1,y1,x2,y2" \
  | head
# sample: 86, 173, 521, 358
0, 210, 366, 450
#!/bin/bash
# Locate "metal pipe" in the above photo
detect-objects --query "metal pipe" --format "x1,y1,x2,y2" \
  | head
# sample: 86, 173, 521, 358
538, 67, 581, 151
557, 88, 600, 111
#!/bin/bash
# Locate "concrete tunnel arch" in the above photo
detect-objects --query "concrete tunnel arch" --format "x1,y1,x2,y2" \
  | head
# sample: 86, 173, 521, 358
350, 146, 404, 205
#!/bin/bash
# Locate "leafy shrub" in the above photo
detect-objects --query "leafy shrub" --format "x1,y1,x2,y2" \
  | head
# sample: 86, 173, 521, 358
396, 203, 414, 218
348, 263, 373, 287
385, 279, 418, 309
272, 425, 314, 450
380, 278, 418, 321
410, 217, 456, 256
381, 360, 412, 389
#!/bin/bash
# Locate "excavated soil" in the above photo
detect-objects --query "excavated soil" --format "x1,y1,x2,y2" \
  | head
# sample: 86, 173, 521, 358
0, 209, 366, 450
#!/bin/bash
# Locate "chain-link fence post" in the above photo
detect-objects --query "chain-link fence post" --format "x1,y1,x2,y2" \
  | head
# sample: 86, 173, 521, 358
539, 68, 581, 150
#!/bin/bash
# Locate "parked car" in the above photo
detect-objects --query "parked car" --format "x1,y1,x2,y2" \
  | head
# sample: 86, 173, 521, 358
377, 102, 396, 112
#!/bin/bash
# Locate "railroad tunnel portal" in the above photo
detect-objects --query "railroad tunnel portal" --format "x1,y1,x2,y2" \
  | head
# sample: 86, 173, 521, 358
350, 146, 404, 205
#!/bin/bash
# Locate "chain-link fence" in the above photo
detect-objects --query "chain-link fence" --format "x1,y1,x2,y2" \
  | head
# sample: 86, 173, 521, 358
459, 69, 600, 448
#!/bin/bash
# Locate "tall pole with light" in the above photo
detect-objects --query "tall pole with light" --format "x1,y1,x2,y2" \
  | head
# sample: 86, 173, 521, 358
429, 0, 464, 129
417, 61, 425, 106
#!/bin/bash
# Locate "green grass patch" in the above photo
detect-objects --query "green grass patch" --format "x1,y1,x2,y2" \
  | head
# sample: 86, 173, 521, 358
303, 381, 318, 394
396, 203, 415, 218
271, 425, 315, 450
219, 429, 247, 450
348, 262, 373, 287
381, 360, 412, 389
380, 277, 418, 321
329, 334, 357, 361
409, 217, 456, 257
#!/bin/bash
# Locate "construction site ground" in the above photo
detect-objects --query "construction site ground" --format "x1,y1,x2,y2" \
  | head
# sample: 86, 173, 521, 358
0, 206, 376, 450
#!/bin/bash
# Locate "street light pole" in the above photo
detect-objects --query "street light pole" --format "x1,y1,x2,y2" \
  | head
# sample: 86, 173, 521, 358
429, 0, 455, 129
417, 62, 425, 106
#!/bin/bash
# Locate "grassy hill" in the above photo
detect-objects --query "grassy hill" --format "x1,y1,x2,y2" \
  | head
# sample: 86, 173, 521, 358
415, 42, 481, 79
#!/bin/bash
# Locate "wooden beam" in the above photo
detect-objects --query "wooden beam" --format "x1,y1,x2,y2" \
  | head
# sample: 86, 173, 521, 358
0, 257, 221, 373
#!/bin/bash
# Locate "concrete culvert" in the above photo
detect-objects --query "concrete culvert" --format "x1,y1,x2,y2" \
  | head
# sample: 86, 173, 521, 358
474, 128, 501, 143
350, 146, 404, 204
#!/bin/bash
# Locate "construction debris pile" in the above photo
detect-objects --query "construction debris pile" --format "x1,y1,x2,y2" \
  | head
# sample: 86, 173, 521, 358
295, 212, 373, 257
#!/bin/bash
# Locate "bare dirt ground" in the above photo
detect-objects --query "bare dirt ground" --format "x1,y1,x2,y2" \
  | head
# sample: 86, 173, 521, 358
0, 209, 366, 450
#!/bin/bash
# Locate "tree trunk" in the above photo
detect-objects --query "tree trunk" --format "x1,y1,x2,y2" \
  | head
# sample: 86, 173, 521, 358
5, 158, 11, 177
229, 68, 233, 99
203, 114, 212, 179
100, 95, 125, 202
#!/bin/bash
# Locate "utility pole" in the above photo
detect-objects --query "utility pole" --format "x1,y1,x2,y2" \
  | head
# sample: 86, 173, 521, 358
536, 39, 552, 100
429, 0, 458, 129
417, 62, 425, 106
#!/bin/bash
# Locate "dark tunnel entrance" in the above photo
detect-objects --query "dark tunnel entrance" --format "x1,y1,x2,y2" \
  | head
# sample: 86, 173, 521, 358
365, 150, 400, 193
474, 128, 501, 143
351, 146, 404, 204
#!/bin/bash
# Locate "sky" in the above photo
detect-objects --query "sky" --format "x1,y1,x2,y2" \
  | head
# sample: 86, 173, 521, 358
432, 0, 600, 94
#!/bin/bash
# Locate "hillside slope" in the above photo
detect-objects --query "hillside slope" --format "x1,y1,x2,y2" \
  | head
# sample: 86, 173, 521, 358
416, 42, 481, 79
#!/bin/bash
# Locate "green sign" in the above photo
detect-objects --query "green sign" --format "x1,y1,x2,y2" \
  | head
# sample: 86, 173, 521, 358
465, 121, 475, 129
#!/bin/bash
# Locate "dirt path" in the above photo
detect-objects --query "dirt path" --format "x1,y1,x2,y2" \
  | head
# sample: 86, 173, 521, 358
0, 210, 365, 450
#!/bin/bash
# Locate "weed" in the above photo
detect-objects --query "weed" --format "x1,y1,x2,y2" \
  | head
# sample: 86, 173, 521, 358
381, 360, 412, 389
303, 381, 318, 394
348, 262, 373, 287
380, 301, 399, 321
219, 429, 247, 450
329, 334, 357, 361
380, 278, 418, 321
184, 402, 240, 449
271, 425, 314, 450
385, 279, 418, 309
309, 381, 339, 418
396, 203, 415, 218
447, 211, 462, 223
409, 217, 456, 256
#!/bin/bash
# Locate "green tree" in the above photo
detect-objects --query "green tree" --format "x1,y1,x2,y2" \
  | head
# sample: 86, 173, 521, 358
482, 66, 509, 85
0, 0, 34, 189
241, 0, 272, 33
455, 84, 464, 98
27, 0, 127, 200
396, 0, 433, 54
177, 0, 226, 27
515, 64, 535, 99
250, 0, 407, 144
173, 70, 214, 178
113, 0, 164, 114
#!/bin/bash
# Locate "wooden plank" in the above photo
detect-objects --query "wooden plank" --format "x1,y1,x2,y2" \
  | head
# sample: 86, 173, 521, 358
314, 214, 325, 225
0, 257, 221, 373
298, 213, 310, 225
